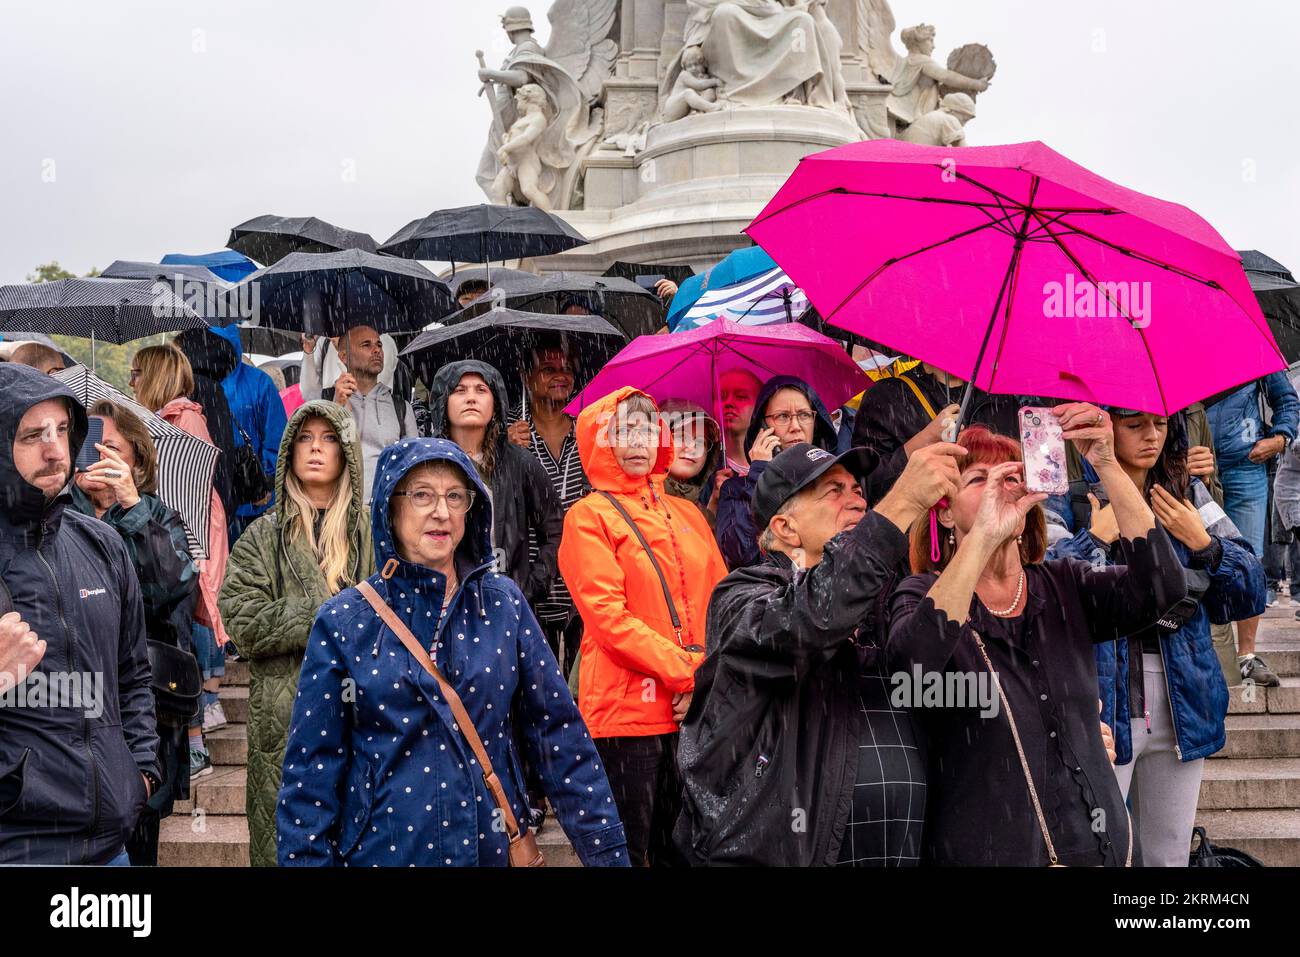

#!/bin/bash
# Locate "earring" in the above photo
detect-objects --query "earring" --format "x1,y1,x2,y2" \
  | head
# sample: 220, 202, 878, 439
947, 531, 955, 547
1016, 534, 1023, 545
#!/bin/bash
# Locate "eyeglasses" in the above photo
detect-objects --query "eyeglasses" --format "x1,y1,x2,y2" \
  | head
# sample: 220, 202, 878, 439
391, 487, 476, 513
765, 411, 816, 428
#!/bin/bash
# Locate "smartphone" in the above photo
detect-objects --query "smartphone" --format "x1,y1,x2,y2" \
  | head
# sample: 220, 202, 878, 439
75, 416, 105, 473
635, 274, 667, 291
1018, 406, 1067, 495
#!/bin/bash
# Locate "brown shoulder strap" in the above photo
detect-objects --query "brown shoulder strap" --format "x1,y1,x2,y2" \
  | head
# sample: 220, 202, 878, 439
355, 579, 524, 844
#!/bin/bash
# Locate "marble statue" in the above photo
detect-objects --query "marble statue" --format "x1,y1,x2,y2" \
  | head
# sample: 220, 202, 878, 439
661, 45, 724, 121
475, 3, 618, 210
489, 85, 554, 210
883, 23, 993, 128
900, 92, 976, 147
659, 1, 850, 114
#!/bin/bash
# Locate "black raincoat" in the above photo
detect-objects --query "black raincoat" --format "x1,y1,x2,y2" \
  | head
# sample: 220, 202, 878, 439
427, 359, 563, 609
174, 327, 240, 518
0, 364, 158, 864
675, 509, 913, 865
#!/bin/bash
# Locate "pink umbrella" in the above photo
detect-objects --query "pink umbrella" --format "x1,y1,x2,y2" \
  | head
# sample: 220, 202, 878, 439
748, 139, 1284, 417
565, 319, 869, 421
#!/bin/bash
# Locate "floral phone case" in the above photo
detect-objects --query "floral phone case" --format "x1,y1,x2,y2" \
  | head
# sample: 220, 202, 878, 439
1018, 406, 1068, 495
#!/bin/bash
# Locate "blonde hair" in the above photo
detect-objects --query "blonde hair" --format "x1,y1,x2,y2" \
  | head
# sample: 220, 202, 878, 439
283, 415, 355, 595
133, 345, 195, 412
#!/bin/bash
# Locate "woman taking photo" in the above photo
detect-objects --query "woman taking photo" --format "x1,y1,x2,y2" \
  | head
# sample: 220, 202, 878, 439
886, 405, 1186, 866
559, 387, 729, 866
132, 344, 231, 778
71, 399, 199, 866
277, 438, 627, 866
218, 401, 372, 867
1046, 409, 1261, 866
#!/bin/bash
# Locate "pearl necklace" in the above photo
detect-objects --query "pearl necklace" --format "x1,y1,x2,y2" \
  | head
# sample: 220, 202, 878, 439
982, 569, 1025, 617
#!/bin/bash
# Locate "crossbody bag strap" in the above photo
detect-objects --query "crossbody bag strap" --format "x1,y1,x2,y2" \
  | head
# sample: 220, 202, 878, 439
896, 372, 938, 420
355, 580, 525, 845
970, 627, 1131, 867
596, 490, 684, 643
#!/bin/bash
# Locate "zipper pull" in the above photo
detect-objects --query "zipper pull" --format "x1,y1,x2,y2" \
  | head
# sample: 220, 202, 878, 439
1144, 709, 1151, 734
755, 754, 769, 778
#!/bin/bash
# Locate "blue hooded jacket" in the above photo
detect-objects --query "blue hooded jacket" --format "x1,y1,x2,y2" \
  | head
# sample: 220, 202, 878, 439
276, 437, 627, 866
714, 375, 841, 570
211, 324, 287, 521
1046, 475, 1263, 763
1204, 372, 1298, 471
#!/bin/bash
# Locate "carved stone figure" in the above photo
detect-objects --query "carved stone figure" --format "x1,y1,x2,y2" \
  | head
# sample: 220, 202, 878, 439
900, 92, 976, 147
475, 3, 619, 210
489, 85, 554, 210
661, 46, 724, 121
659, 1, 850, 114
884, 23, 993, 128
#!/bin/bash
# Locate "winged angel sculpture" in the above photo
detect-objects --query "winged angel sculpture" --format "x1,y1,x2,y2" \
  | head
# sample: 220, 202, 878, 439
475, 3, 618, 211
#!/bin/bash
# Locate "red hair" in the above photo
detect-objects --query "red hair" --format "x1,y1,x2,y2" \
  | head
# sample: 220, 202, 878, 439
907, 426, 1048, 574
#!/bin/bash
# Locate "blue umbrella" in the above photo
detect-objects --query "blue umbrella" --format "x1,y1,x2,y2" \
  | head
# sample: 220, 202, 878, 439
665, 246, 779, 329
162, 250, 259, 283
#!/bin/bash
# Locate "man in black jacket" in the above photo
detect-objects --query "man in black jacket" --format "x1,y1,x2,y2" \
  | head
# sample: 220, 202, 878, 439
0, 363, 159, 865
676, 439, 961, 866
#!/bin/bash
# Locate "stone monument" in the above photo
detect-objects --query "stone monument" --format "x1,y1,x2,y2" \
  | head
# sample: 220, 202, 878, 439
469, 1, 998, 273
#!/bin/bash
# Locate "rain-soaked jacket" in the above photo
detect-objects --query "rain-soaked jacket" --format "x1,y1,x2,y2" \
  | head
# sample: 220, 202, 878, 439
1046, 477, 1262, 762
219, 401, 372, 866
173, 327, 240, 518
715, 376, 839, 570
427, 360, 563, 609
676, 508, 911, 865
559, 387, 729, 738
0, 364, 158, 864
276, 437, 627, 866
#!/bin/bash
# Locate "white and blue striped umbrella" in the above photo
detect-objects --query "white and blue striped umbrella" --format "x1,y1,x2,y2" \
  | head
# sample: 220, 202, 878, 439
678, 265, 808, 330
53, 365, 219, 560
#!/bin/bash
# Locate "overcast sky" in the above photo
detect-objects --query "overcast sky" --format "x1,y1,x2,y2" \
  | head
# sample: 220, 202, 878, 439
2, 0, 1296, 283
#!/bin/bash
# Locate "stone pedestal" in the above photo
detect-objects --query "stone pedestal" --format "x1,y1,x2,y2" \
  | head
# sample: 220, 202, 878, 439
533, 100, 886, 274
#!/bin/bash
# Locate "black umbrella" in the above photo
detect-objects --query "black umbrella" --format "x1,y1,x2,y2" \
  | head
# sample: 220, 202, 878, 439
0, 278, 207, 366
238, 324, 303, 357
1238, 250, 1300, 364
227, 214, 379, 267
442, 266, 536, 303
400, 307, 625, 400
601, 261, 695, 287
452, 271, 665, 340
229, 249, 456, 337
378, 204, 587, 266
100, 260, 246, 323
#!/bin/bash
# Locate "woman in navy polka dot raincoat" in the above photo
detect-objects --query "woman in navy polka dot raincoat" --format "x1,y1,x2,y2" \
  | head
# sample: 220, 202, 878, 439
276, 437, 628, 866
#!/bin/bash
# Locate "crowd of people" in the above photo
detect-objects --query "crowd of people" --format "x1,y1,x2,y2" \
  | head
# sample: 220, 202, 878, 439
0, 307, 1293, 868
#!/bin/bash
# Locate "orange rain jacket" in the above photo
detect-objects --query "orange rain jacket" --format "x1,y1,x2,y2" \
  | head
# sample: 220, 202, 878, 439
559, 387, 728, 738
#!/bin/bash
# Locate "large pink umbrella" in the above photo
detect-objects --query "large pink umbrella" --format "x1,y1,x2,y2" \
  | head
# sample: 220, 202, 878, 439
565, 319, 869, 420
747, 139, 1284, 417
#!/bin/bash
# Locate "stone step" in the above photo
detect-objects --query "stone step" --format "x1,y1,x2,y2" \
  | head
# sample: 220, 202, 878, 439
1227, 676, 1300, 715
1210, 714, 1300, 760
215, 684, 249, 725
174, 766, 247, 817
205, 724, 247, 767
1193, 809, 1300, 867
222, 658, 249, 687
157, 813, 250, 867
1198, 757, 1300, 809
535, 818, 581, 867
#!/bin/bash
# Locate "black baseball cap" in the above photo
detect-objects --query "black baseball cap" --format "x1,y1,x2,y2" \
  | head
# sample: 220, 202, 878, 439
752, 443, 877, 530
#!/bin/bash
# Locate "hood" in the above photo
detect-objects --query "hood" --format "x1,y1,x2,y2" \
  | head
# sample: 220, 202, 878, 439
659, 398, 721, 496
275, 400, 367, 533
426, 359, 510, 448
575, 386, 675, 495
370, 437, 494, 576
174, 327, 239, 381
0, 363, 88, 526
743, 375, 839, 454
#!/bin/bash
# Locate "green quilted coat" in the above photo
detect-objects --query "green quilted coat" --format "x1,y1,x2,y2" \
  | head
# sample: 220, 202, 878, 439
218, 400, 372, 867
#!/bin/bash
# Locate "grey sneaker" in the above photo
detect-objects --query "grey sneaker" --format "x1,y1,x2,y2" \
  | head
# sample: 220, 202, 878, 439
202, 701, 228, 732
189, 747, 213, 780
1240, 655, 1282, 688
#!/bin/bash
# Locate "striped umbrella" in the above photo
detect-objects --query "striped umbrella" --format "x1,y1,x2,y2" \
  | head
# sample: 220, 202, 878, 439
0, 278, 208, 368
676, 264, 808, 330
52, 365, 219, 561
